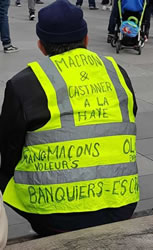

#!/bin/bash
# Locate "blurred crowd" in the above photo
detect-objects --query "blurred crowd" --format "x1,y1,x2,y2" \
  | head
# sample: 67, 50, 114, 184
0, 0, 152, 53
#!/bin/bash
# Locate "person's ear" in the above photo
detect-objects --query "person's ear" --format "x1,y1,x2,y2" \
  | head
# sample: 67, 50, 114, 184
84, 34, 88, 48
37, 40, 48, 56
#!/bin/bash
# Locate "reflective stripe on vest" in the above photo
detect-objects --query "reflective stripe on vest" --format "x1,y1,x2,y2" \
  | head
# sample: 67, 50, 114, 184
4, 175, 139, 214
27, 61, 62, 131
25, 122, 136, 146
105, 56, 135, 123
3, 48, 139, 214
27, 51, 134, 132
14, 162, 137, 185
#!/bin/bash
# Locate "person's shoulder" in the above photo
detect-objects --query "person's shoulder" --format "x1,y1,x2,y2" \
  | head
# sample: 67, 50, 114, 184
7, 65, 38, 94
5, 66, 38, 101
10, 67, 33, 87
117, 64, 130, 79
10, 57, 47, 89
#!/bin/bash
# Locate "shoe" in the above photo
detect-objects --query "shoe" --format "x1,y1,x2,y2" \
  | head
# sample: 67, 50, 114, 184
36, 0, 44, 3
141, 41, 144, 48
4, 45, 19, 53
29, 13, 35, 20
144, 35, 148, 42
108, 5, 112, 11
76, 3, 81, 7
16, 2, 21, 6
89, 6, 99, 9
102, 5, 107, 10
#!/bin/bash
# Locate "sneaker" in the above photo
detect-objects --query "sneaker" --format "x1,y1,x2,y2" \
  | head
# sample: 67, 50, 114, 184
102, 5, 107, 10
89, 6, 99, 9
108, 5, 112, 11
76, 3, 81, 7
141, 41, 144, 48
29, 13, 35, 20
4, 45, 19, 53
16, 2, 21, 6
144, 35, 148, 42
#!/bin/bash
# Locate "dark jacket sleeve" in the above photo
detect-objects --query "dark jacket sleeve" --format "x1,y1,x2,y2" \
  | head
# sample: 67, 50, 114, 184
0, 81, 26, 192
0, 67, 49, 192
118, 64, 138, 117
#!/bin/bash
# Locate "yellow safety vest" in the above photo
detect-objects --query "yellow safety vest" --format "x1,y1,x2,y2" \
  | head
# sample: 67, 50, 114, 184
3, 48, 139, 214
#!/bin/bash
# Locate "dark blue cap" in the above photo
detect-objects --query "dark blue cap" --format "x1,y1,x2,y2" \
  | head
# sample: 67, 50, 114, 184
36, 0, 88, 43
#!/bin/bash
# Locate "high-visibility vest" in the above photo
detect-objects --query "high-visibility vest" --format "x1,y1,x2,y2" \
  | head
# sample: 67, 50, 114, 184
3, 48, 139, 214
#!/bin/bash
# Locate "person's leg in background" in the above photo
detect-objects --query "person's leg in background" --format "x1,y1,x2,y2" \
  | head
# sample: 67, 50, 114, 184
101, 0, 109, 10
107, 0, 119, 42
76, 0, 98, 9
143, 1, 153, 42
35, 0, 44, 5
28, 0, 35, 20
0, 0, 18, 52
88, 0, 99, 10
15, 0, 21, 7
109, 0, 113, 11
76, 0, 83, 7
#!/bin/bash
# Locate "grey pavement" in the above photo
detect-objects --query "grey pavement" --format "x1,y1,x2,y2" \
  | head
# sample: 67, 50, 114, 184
5, 215, 153, 250
0, 0, 153, 241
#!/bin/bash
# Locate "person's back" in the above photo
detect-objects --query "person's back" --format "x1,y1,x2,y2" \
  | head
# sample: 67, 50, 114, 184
1, 0, 139, 236
0, 191, 8, 249
121, 0, 144, 12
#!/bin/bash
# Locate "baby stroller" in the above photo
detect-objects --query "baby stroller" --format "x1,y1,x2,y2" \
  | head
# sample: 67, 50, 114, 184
111, 0, 147, 54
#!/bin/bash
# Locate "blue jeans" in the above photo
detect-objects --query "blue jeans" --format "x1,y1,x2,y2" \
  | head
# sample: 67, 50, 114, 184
0, 0, 11, 46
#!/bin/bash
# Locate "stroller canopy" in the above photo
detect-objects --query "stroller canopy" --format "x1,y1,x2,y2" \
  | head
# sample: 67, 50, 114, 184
121, 0, 144, 13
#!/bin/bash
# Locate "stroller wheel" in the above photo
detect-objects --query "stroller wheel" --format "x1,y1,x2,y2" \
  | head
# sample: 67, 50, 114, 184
116, 41, 121, 54
111, 38, 117, 47
107, 34, 115, 45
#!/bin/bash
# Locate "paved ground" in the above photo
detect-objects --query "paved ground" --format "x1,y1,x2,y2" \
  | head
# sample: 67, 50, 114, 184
0, 0, 153, 240
5, 215, 153, 250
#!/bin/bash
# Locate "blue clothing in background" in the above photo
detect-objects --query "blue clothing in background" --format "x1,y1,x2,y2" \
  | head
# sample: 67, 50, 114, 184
121, 0, 144, 13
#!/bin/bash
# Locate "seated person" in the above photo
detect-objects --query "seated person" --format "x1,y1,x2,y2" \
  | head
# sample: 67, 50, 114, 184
0, 0, 139, 237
